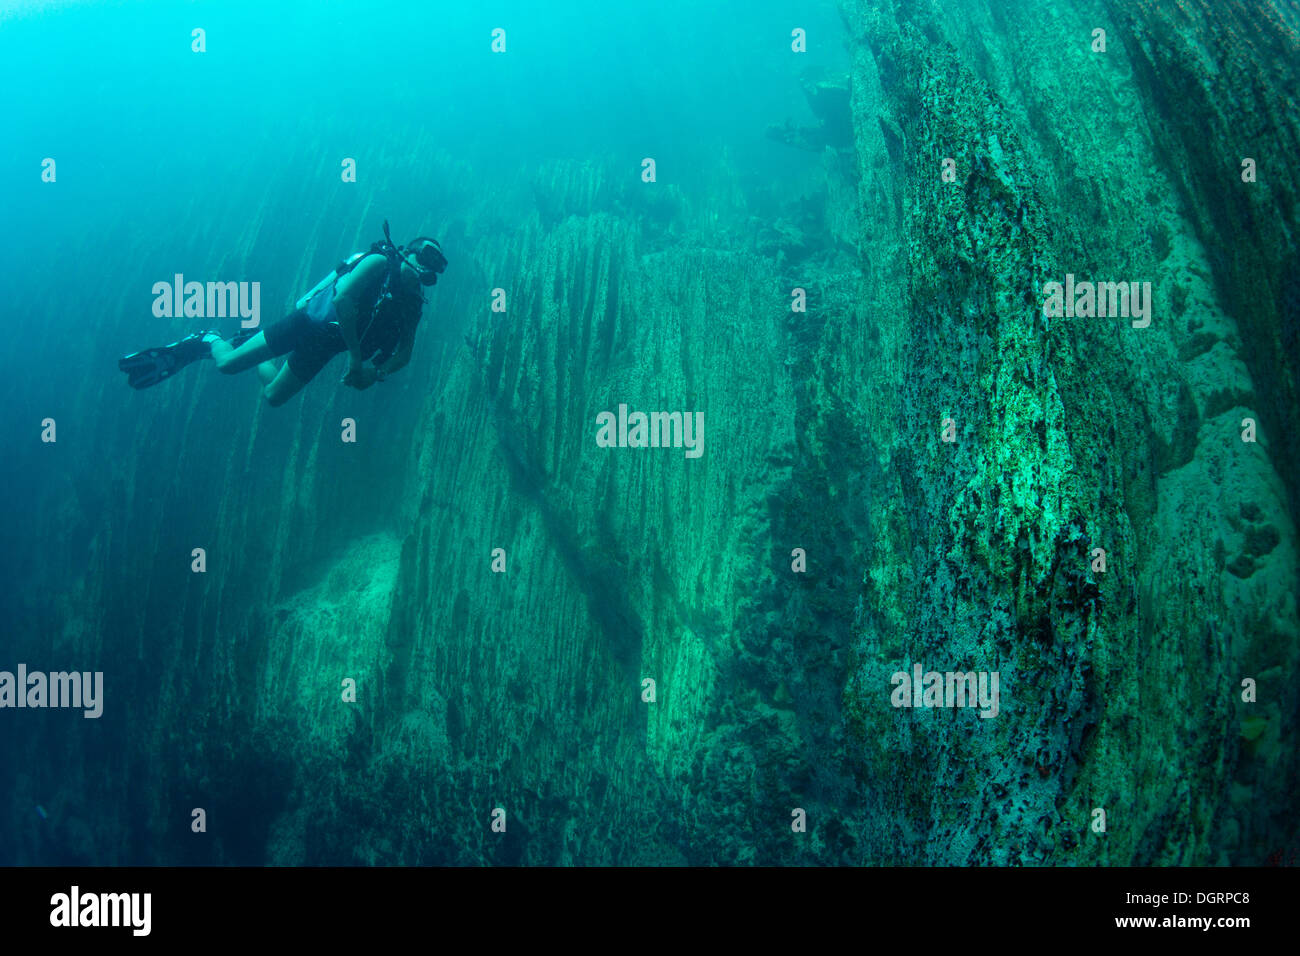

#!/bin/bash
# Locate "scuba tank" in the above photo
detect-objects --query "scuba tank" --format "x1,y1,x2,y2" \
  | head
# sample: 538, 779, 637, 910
295, 251, 368, 310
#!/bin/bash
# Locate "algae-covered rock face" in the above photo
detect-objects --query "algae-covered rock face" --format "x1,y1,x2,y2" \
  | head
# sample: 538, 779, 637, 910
828, 0, 1299, 865
2, 1, 1296, 869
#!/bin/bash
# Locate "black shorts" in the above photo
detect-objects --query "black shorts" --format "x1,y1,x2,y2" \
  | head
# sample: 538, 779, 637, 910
263, 308, 346, 382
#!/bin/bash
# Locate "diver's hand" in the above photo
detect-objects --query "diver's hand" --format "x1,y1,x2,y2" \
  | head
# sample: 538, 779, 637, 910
342, 364, 379, 389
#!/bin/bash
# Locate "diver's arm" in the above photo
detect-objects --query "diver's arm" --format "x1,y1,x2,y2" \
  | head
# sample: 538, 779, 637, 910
376, 328, 415, 379
335, 300, 363, 366
332, 255, 386, 371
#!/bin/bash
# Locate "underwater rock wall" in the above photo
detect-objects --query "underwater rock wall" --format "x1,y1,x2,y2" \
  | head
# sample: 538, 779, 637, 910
1105, 0, 1300, 512
838, 0, 1298, 863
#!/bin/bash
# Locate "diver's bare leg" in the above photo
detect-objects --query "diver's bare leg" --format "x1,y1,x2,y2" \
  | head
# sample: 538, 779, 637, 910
212, 332, 274, 375
263, 362, 308, 407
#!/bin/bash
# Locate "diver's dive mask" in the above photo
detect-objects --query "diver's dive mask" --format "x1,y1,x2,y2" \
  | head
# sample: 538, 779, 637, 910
403, 237, 448, 286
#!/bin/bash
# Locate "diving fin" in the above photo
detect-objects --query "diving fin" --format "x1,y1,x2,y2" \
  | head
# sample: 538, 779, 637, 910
118, 332, 218, 389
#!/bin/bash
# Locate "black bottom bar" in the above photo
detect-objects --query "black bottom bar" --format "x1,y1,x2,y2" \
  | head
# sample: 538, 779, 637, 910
2, 865, 1294, 942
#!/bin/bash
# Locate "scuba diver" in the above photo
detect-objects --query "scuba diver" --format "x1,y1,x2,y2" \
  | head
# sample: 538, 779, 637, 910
118, 222, 448, 405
